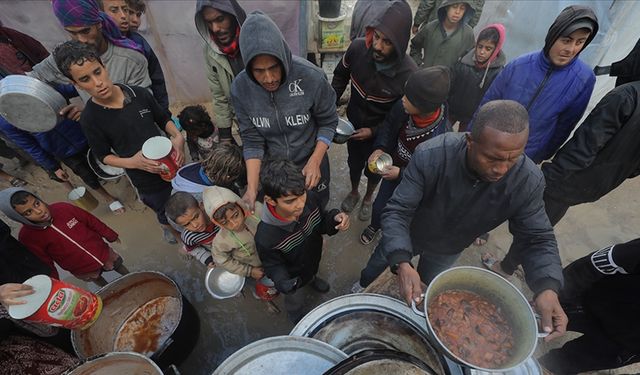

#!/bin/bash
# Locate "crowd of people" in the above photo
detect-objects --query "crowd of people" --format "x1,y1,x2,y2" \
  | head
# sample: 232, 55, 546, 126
0, 0, 639, 373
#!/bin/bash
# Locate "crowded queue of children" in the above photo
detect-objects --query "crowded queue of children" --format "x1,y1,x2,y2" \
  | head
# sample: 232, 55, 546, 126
1, 0, 640, 373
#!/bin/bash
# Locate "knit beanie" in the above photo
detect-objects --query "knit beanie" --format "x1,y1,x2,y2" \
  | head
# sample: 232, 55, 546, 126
404, 66, 450, 114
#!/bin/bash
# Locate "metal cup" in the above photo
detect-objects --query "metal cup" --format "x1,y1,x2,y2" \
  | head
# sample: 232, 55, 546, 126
368, 152, 393, 174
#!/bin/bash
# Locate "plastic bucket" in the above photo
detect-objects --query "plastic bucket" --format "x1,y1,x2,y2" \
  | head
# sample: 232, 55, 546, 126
68, 186, 99, 211
142, 136, 179, 181
8, 274, 102, 330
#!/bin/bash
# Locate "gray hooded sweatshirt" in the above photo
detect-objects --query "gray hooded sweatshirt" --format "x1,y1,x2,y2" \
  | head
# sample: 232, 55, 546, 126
0, 188, 47, 228
230, 11, 338, 165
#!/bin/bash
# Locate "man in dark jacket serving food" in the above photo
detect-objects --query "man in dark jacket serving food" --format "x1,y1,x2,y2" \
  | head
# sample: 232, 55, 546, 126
356, 100, 567, 340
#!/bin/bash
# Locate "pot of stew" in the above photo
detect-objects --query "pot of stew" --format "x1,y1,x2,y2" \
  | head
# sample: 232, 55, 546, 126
411, 266, 544, 372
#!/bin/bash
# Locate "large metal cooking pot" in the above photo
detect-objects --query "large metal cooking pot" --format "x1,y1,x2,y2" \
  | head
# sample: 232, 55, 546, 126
333, 118, 355, 144
213, 335, 347, 374
411, 266, 543, 372
63, 352, 163, 375
72, 271, 183, 360
324, 349, 439, 375
291, 293, 452, 374
0, 75, 66, 132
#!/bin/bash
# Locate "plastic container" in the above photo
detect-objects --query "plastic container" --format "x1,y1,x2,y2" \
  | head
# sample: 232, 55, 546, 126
142, 136, 179, 181
9, 275, 102, 330
68, 186, 99, 211
318, 13, 347, 50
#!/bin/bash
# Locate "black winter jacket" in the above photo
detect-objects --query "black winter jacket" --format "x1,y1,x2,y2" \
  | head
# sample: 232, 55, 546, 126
382, 133, 563, 294
449, 48, 506, 124
255, 192, 340, 294
560, 238, 640, 352
332, 1, 417, 130
542, 81, 640, 205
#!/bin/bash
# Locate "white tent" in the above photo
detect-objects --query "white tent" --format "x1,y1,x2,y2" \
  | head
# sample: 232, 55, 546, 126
1, 0, 639, 110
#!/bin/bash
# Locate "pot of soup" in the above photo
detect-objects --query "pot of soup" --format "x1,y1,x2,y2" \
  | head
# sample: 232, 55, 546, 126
411, 266, 544, 372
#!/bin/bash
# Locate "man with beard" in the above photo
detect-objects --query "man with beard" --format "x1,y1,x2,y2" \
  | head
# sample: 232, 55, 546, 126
332, 0, 417, 221
195, 0, 246, 143
231, 11, 338, 211
27, 0, 150, 102
101, 0, 170, 114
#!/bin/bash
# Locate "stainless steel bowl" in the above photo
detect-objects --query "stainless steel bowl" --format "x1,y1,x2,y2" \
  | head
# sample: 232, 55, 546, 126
0, 75, 66, 132
333, 118, 355, 144
205, 267, 245, 299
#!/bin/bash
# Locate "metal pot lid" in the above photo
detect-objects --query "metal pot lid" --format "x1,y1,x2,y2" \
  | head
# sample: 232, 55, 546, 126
212, 335, 347, 375
0, 75, 66, 132
290, 293, 458, 375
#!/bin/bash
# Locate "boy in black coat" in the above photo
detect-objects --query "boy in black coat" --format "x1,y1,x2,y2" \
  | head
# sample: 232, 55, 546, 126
255, 160, 350, 323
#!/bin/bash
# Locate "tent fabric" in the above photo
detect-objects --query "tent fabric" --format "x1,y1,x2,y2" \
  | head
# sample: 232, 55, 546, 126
1, 0, 639, 110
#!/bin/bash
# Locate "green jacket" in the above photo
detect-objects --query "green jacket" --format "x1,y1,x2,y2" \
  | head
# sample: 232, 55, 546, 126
410, 0, 475, 68
414, 0, 484, 29
194, 0, 246, 131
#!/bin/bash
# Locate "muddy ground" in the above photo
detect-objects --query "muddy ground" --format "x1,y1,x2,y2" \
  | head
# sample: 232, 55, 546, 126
1, 123, 639, 374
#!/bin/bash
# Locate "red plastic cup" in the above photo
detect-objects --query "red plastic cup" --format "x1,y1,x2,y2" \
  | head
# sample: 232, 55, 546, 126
254, 277, 279, 301
142, 136, 179, 181
8, 275, 102, 330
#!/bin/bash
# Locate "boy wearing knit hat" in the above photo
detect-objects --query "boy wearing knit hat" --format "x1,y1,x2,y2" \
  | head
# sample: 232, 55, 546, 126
358, 66, 451, 247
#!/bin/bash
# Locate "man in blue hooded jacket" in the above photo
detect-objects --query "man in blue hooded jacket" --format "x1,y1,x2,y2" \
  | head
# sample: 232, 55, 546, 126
231, 11, 338, 210
477, 5, 598, 164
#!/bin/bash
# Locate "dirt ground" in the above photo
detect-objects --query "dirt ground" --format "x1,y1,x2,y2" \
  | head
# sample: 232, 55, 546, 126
1, 121, 639, 374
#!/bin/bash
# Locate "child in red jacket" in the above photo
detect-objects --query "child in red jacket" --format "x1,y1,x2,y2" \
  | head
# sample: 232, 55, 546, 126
0, 188, 129, 286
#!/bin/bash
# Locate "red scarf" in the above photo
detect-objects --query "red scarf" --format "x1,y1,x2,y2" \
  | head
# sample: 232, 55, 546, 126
267, 203, 289, 222
412, 107, 441, 128
213, 25, 240, 57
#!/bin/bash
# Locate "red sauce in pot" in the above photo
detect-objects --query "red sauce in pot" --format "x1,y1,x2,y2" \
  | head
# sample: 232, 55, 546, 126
428, 290, 515, 368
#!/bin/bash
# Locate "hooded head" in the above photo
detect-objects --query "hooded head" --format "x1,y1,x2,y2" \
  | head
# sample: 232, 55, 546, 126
0, 188, 51, 228
52, 0, 143, 54
403, 66, 450, 114
543, 6, 598, 66
194, 0, 246, 51
239, 11, 292, 90
475, 23, 506, 68
364, 0, 412, 62
203, 186, 248, 231
437, 0, 475, 28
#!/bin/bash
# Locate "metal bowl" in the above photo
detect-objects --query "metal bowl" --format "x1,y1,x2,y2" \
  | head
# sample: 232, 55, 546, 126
0, 75, 66, 132
86, 148, 125, 180
205, 267, 245, 299
333, 118, 355, 144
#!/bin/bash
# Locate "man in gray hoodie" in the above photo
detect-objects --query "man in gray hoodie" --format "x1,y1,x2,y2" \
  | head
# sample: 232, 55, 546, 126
195, 0, 246, 143
231, 11, 338, 210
